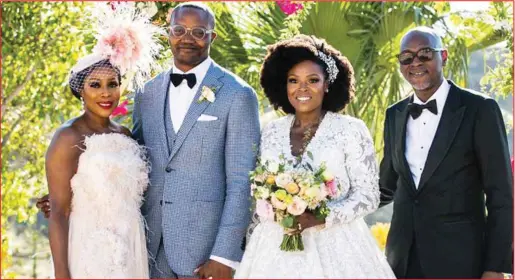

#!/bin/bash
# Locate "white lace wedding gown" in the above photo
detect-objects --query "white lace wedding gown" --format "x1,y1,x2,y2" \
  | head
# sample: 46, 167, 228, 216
235, 112, 396, 279
67, 133, 149, 278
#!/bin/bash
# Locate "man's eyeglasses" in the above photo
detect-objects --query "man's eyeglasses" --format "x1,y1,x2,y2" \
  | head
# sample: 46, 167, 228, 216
170, 25, 214, 40
397, 47, 445, 65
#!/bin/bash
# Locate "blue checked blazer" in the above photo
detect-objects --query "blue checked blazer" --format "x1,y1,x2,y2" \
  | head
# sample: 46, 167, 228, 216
132, 61, 260, 276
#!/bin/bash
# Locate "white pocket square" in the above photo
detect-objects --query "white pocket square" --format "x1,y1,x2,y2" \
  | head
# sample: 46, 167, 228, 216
197, 114, 218, 121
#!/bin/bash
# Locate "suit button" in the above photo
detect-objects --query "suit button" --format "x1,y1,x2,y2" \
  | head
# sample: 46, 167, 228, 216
165, 167, 172, 173
414, 199, 419, 205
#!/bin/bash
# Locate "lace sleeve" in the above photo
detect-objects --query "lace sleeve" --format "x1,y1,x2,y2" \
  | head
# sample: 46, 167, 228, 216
325, 119, 380, 227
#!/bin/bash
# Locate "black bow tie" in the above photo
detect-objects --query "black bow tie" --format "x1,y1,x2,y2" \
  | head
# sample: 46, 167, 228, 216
170, 73, 196, 89
407, 99, 438, 119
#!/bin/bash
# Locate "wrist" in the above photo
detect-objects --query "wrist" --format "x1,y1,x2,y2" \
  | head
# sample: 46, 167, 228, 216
482, 271, 505, 279
55, 270, 71, 279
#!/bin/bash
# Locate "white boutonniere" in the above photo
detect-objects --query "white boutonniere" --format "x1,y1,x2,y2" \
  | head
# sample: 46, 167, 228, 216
198, 86, 216, 103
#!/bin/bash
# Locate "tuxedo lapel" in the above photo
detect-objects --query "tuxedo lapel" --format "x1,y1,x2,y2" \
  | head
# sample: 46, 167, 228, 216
159, 68, 174, 155
394, 98, 418, 193
418, 81, 466, 192
163, 85, 176, 154
167, 63, 224, 163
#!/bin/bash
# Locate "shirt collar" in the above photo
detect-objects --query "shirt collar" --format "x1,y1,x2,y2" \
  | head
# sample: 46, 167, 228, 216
172, 57, 212, 85
413, 79, 450, 115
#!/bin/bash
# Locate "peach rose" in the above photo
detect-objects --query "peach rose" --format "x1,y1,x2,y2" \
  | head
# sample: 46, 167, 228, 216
271, 194, 287, 210
286, 197, 308, 216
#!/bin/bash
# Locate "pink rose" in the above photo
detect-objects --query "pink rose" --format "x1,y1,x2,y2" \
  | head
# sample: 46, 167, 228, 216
256, 199, 274, 221
276, 1, 303, 16
111, 100, 129, 117
325, 179, 338, 198
286, 197, 308, 216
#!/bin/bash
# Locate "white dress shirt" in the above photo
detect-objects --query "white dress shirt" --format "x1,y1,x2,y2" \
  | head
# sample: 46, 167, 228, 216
168, 57, 239, 270
169, 57, 212, 133
405, 80, 450, 188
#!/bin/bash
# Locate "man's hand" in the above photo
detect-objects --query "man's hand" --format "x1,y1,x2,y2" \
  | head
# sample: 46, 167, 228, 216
482, 271, 505, 279
36, 194, 51, 218
194, 259, 232, 279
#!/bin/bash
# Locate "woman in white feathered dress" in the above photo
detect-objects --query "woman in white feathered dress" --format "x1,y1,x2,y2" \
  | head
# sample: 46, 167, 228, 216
44, 4, 163, 278
235, 35, 396, 278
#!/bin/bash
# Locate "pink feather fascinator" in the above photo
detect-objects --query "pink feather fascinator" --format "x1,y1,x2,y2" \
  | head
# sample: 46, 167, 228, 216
70, 2, 165, 91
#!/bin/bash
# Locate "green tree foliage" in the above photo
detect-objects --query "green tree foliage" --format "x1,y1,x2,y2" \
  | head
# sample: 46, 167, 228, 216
277, 2, 508, 153
1, 2, 90, 277
480, 2, 513, 100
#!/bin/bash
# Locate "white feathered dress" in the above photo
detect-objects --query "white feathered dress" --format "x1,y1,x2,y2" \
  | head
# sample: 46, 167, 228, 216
67, 133, 149, 278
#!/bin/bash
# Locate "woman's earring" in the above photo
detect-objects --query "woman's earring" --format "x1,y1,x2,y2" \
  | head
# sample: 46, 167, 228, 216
325, 88, 329, 93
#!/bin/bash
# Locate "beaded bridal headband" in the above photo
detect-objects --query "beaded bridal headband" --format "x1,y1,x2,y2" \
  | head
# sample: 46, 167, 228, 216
316, 51, 339, 84
309, 35, 339, 84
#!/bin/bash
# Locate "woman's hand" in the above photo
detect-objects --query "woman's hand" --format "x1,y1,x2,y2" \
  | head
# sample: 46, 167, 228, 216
290, 211, 325, 234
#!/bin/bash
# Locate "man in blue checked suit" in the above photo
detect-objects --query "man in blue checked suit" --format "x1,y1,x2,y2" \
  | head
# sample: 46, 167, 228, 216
132, 2, 260, 278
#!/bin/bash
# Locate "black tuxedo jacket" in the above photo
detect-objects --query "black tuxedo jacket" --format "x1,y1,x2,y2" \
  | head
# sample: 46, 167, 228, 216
380, 80, 513, 278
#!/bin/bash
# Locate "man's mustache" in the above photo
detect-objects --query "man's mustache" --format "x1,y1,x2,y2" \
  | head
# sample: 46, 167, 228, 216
177, 44, 199, 49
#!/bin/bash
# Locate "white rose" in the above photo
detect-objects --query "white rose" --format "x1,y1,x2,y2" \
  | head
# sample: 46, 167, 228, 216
250, 183, 258, 196
275, 173, 293, 188
256, 187, 270, 200
298, 181, 311, 190
267, 161, 280, 173
317, 183, 329, 201
305, 187, 320, 199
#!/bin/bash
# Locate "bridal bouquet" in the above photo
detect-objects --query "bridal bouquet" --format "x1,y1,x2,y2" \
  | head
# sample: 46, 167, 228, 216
250, 153, 341, 251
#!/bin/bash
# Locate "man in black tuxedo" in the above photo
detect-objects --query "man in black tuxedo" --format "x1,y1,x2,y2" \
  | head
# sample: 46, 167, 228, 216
380, 26, 513, 278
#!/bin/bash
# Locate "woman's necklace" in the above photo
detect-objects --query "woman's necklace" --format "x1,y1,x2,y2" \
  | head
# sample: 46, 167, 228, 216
291, 112, 326, 157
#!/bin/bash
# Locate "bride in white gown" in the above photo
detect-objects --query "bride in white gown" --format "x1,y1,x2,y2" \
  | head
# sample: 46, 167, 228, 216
235, 35, 395, 278
44, 4, 163, 278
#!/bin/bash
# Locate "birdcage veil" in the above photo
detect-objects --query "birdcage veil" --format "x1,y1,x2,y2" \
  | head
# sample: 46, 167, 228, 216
68, 2, 165, 97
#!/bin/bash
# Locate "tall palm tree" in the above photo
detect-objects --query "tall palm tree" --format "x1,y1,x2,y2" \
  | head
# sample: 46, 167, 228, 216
225, 1, 507, 153
139, 1, 508, 153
